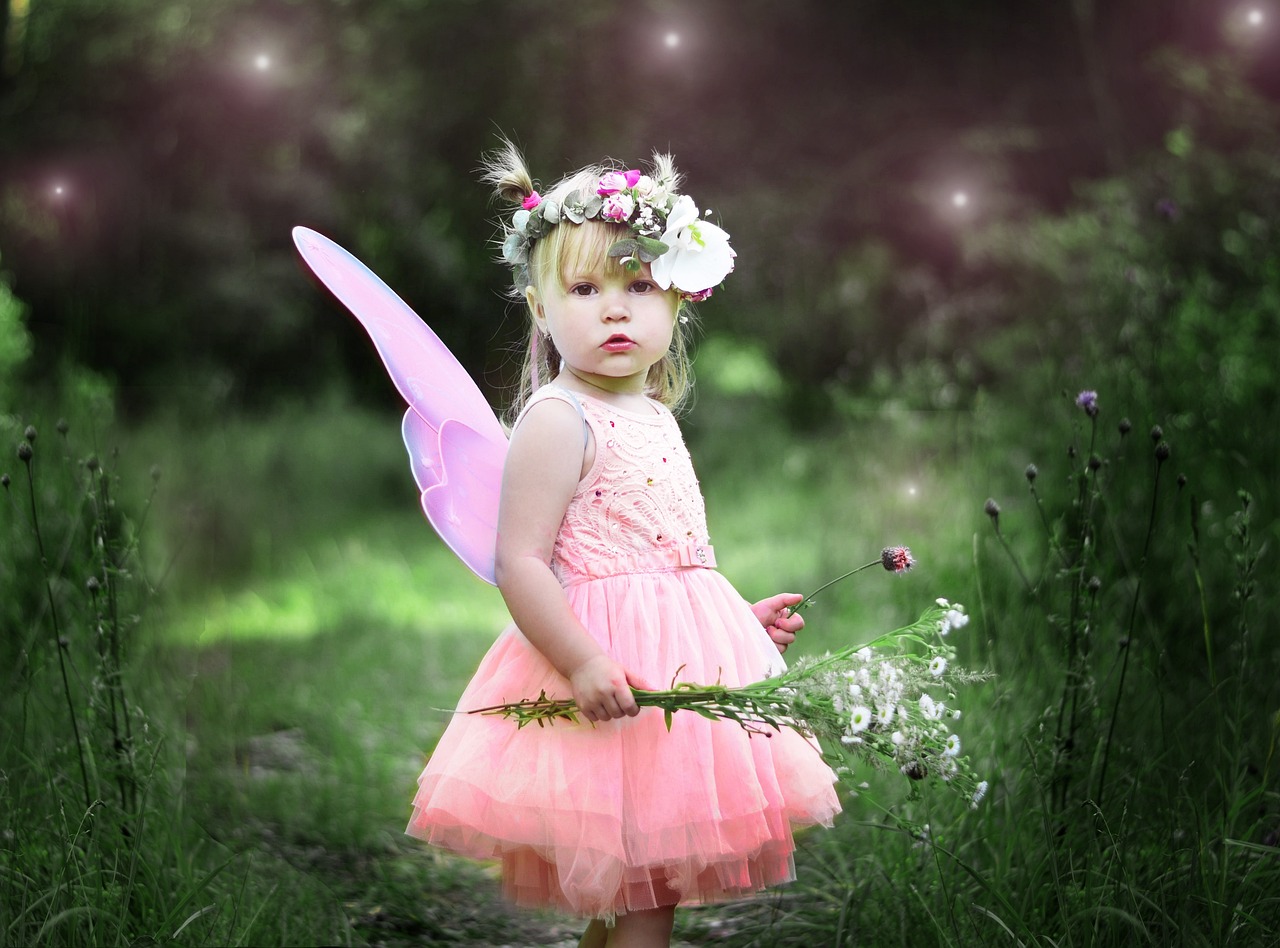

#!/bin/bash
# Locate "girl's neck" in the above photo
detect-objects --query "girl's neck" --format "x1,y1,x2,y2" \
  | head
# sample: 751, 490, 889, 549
557, 368, 650, 409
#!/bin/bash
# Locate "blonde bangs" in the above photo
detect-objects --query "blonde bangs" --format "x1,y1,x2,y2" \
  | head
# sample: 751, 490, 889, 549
529, 220, 632, 293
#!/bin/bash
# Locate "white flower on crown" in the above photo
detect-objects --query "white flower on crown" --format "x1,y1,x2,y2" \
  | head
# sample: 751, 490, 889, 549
649, 194, 735, 295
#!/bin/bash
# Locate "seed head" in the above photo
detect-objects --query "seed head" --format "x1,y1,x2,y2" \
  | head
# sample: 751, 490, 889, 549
23, 426, 37, 444
1, 473, 8, 489
903, 761, 928, 781
880, 546, 916, 573
1177, 473, 1187, 489
1024, 463, 1038, 483
86, 455, 99, 472
1088, 454, 1102, 471
1087, 576, 1102, 594
1150, 425, 1163, 444
984, 498, 1001, 521
1118, 418, 1132, 437
16, 442, 32, 463
86, 576, 101, 595
1155, 441, 1171, 463
56, 418, 69, 435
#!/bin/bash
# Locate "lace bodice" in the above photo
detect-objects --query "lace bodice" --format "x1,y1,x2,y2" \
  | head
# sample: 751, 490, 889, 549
517, 387, 712, 586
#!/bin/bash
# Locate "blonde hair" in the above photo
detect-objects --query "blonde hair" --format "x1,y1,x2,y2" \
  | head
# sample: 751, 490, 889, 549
481, 140, 698, 420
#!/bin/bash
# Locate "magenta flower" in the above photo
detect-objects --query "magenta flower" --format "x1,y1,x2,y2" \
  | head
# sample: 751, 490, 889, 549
596, 170, 643, 196
881, 546, 916, 573
521, 191, 542, 211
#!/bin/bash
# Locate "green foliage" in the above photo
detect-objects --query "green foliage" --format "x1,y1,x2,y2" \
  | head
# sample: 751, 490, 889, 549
0, 413, 353, 946
0, 274, 32, 411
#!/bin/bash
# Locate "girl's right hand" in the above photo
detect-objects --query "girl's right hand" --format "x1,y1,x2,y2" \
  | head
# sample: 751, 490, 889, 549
569, 655, 642, 722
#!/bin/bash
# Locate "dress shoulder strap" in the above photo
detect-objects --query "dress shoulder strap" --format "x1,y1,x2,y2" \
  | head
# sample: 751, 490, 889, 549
512, 385, 589, 446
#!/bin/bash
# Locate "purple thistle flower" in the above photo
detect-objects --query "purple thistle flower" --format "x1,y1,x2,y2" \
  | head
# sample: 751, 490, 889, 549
1076, 390, 1099, 418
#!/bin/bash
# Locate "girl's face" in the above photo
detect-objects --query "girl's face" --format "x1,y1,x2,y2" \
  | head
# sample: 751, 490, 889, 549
527, 231, 679, 395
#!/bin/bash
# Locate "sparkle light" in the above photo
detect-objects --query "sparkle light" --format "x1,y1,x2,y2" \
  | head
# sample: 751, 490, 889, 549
254, 52, 272, 71
1247, 8, 1264, 26
664, 31, 681, 49
951, 190, 970, 209
50, 181, 69, 200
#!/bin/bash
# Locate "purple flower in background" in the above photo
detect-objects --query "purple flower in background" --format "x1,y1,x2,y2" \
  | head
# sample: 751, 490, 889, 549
1155, 197, 1180, 220
1076, 390, 1099, 418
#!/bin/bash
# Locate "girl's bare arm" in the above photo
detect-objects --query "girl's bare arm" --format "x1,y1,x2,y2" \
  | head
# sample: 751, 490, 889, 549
494, 399, 640, 721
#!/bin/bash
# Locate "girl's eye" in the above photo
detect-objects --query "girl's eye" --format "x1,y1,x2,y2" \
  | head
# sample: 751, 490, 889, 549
569, 283, 597, 297
629, 281, 656, 294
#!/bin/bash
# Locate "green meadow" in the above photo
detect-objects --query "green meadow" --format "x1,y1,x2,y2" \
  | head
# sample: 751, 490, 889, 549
4, 350, 1277, 944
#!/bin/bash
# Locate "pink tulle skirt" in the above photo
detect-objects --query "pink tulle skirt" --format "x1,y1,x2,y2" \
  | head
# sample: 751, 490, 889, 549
405, 567, 841, 919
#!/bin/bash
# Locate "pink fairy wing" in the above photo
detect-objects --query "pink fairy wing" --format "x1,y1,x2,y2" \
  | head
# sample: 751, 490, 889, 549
293, 226, 506, 584
422, 420, 506, 583
292, 227, 505, 444
402, 408, 442, 492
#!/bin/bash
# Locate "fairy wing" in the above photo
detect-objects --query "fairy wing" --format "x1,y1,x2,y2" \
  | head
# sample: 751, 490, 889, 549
292, 226, 507, 585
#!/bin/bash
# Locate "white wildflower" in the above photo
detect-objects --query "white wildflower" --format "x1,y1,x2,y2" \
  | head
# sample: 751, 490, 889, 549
944, 733, 962, 757
919, 694, 940, 720
847, 705, 873, 734
929, 656, 947, 677
971, 780, 989, 808
940, 606, 969, 636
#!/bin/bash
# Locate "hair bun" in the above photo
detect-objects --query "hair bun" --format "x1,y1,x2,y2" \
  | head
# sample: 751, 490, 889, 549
480, 137, 536, 205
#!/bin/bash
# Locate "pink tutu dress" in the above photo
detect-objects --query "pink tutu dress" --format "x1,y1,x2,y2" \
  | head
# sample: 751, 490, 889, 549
406, 387, 840, 919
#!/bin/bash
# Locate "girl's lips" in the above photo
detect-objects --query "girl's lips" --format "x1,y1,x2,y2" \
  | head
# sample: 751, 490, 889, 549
601, 335, 636, 352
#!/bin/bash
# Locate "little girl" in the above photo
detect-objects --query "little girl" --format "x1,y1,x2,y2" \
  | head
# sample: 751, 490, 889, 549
406, 142, 840, 947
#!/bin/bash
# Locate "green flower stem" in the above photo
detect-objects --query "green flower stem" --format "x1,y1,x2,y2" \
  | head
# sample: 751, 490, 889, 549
1095, 451, 1164, 810
22, 452, 94, 812
789, 559, 882, 614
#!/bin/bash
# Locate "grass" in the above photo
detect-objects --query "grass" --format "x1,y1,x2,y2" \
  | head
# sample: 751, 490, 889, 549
3, 380, 1278, 946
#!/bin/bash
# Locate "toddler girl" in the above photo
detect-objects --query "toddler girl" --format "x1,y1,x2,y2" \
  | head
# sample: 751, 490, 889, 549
406, 142, 840, 947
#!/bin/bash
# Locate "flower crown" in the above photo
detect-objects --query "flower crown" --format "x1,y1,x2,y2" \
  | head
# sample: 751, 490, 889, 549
500, 162, 736, 303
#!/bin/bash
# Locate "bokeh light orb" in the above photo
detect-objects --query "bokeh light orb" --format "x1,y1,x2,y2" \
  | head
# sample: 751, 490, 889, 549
664, 32, 681, 49
1247, 8, 1264, 26
951, 190, 970, 209
254, 53, 272, 71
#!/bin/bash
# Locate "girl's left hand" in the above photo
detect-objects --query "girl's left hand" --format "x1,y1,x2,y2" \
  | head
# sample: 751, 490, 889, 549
751, 592, 805, 654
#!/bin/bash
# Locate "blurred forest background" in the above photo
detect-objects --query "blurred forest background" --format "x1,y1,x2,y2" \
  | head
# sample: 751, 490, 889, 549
2, 1, 1279, 946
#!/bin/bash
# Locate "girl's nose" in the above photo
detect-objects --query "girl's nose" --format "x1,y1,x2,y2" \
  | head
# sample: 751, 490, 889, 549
601, 289, 630, 320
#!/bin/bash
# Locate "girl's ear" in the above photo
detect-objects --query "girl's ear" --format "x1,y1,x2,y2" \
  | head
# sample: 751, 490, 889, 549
525, 286, 547, 333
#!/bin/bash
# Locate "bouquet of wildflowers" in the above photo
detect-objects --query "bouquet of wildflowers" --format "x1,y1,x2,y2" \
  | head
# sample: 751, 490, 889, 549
473, 548, 990, 807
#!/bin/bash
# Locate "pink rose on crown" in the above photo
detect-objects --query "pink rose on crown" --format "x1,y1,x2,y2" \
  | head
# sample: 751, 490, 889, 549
649, 195, 735, 296
597, 170, 643, 196
601, 192, 636, 222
